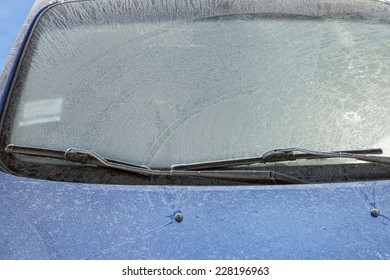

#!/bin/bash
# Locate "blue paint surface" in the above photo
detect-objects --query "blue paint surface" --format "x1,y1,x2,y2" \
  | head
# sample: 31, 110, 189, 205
1, 171, 390, 259
1, 0, 390, 260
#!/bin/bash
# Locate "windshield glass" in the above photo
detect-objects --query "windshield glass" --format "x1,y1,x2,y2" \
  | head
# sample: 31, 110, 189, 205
4, 0, 390, 169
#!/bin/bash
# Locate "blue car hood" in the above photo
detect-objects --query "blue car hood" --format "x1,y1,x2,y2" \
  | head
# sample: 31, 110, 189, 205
1, 171, 389, 259
1, 0, 390, 260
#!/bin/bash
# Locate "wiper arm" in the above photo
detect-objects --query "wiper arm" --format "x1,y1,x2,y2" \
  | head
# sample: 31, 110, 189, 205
4, 144, 306, 184
171, 147, 388, 171
5, 144, 154, 176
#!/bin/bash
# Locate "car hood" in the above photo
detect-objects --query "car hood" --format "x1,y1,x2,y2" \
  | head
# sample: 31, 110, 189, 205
1, 172, 389, 259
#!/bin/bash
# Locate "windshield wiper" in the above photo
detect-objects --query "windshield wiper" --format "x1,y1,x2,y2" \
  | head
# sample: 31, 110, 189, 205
5, 143, 153, 175
4, 144, 306, 184
171, 147, 389, 171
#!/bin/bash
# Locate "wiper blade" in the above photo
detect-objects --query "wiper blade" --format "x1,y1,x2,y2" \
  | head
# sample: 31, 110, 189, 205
171, 147, 388, 171
5, 144, 153, 176
4, 144, 306, 184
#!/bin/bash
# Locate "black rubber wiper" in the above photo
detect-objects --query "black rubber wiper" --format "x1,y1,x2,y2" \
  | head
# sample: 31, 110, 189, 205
5, 143, 154, 176
4, 144, 306, 184
171, 147, 389, 171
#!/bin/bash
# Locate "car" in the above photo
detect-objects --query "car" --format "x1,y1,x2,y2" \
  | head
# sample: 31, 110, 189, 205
0, 0, 390, 260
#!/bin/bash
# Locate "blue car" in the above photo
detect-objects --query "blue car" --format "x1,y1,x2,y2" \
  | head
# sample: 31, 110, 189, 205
1, 0, 390, 259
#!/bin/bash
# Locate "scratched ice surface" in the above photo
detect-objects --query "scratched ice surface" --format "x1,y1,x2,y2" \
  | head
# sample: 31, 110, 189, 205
9, 0, 390, 167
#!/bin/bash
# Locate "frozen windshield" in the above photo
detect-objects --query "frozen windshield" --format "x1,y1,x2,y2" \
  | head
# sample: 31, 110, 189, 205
7, 0, 390, 168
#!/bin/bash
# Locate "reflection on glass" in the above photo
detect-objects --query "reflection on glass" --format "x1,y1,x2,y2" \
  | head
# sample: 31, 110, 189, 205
19, 98, 63, 127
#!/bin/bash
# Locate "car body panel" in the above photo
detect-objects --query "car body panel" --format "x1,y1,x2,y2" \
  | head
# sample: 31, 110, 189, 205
1, 0, 390, 259
1, 171, 390, 259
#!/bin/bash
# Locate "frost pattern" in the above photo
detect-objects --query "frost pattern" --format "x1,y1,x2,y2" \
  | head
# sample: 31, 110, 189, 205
9, 0, 390, 167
